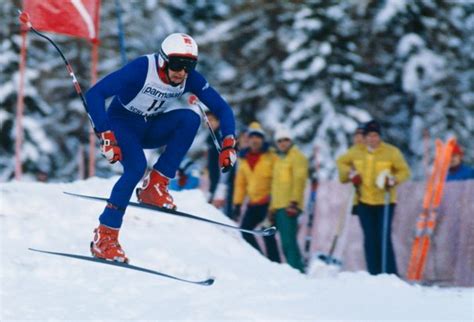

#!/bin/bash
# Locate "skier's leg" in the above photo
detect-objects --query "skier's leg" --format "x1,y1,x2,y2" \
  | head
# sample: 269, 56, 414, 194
92, 118, 147, 262
99, 119, 147, 228
240, 205, 266, 253
137, 109, 200, 208
276, 209, 304, 271
357, 203, 379, 274
143, 109, 201, 178
377, 203, 398, 275
258, 204, 281, 263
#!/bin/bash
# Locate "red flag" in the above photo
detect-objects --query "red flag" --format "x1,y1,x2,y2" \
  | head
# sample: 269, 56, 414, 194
23, 0, 101, 41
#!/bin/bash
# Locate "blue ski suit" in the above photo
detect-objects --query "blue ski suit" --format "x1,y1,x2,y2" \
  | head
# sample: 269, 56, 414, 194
86, 54, 235, 228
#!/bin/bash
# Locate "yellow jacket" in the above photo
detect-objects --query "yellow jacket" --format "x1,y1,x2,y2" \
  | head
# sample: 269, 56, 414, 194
336, 142, 410, 205
233, 149, 277, 205
270, 145, 309, 210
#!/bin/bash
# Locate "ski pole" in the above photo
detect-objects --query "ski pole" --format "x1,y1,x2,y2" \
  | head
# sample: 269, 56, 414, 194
381, 190, 391, 273
17, 10, 96, 131
303, 176, 318, 266
317, 185, 355, 266
188, 95, 221, 153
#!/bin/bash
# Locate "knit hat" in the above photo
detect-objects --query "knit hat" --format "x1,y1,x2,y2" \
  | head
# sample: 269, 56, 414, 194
452, 143, 464, 156
363, 120, 381, 135
274, 127, 293, 142
247, 122, 265, 138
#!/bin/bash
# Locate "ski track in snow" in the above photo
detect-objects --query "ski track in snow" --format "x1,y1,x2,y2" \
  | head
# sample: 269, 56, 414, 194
0, 178, 472, 321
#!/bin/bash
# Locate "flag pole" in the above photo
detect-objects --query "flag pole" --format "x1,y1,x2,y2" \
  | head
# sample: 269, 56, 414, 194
14, 28, 28, 180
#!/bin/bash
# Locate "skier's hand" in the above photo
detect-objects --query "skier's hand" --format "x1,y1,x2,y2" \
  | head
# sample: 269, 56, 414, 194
219, 136, 237, 173
286, 201, 301, 217
99, 130, 122, 164
349, 170, 362, 186
268, 209, 276, 225
232, 204, 241, 221
212, 198, 225, 209
385, 175, 397, 189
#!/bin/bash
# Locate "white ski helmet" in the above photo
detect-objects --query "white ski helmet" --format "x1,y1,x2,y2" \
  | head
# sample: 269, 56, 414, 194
158, 33, 198, 72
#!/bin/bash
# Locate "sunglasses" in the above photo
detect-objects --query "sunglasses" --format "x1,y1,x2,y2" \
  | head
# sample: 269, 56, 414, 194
168, 56, 197, 73
277, 138, 291, 143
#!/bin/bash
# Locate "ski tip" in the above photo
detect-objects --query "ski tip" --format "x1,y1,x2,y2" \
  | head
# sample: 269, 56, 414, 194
316, 253, 343, 266
200, 278, 215, 286
262, 226, 277, 236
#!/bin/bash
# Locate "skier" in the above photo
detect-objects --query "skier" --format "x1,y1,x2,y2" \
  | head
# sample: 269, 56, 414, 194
232, 122, 281, 263
85, 33, 237, 263
336, 120, 410, 275
446, 143, 474, 181
270, 127, 308, 272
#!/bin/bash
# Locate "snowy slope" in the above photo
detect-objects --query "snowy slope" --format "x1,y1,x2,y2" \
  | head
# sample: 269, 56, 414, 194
0, 178, 472, 321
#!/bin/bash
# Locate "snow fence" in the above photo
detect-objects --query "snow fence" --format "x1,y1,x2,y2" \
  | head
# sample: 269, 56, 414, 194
298, 179, 474, 287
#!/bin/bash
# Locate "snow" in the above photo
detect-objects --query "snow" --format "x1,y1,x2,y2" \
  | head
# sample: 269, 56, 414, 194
402, 49, 446, 93
374, 0, 408, 29
397, 33, 426, 58
1, 178, 472, 321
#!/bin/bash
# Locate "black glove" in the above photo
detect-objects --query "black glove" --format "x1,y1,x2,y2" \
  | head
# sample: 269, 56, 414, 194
232, 204, 241, 221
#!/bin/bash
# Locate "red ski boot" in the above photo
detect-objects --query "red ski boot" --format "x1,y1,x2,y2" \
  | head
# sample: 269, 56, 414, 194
90, 224, 129, 263
136, 170, 176, 209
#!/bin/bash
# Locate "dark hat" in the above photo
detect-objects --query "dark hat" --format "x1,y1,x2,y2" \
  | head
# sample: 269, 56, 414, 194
363, 120, 381, 135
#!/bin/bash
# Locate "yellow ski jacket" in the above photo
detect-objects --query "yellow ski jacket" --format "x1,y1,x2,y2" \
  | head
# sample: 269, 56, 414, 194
270, 145, 309, 210
336, 142, 411, 205
233, 148, 277, 205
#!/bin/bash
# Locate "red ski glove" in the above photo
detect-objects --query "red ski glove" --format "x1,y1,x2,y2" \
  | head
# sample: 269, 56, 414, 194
99, 130, 122, 164
286, 201, 301, 217
349, 170, 362, 186
219, 136, 237, 173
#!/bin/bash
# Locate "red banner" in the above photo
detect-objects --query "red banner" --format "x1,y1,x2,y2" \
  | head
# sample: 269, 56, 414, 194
23, 0, 101, 41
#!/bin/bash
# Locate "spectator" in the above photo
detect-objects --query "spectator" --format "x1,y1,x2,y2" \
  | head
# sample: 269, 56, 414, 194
447, 143, 474, 181
341, 124, 367, 216
353, 124, 365, 147
169, 158, 200, 191
233, 122, 281, 263
204, 111, 222, 202
270, 127, 308, 272
336, 120, 410, 275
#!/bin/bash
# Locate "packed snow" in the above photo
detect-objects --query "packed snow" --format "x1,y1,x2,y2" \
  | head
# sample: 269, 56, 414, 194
1, 178, 472, 321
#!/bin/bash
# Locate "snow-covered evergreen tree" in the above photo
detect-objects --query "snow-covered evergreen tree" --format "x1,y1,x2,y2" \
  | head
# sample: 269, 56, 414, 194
1, 0, 472, 181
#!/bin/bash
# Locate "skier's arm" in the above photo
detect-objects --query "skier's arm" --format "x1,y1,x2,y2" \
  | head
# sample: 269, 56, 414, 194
336, 149, 356, 183
233, 162, 247, 205
291, 152, 309, 209
85, 57, 147, 133
186, 71, 235, 137
391, 149, 411, 184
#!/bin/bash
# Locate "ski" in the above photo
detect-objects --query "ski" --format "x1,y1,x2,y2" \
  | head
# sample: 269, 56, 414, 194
28, 248, 214, 286
406, 139, 442, 280
406, 138, 456, 281
413, 138, 456, 280
64, 192, 276, 237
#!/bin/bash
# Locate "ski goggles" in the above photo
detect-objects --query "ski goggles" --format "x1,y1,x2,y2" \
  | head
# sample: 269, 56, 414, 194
167, 56, 197, 73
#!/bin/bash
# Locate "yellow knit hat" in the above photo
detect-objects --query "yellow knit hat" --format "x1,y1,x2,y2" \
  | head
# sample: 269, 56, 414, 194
247, 122, 265, 138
